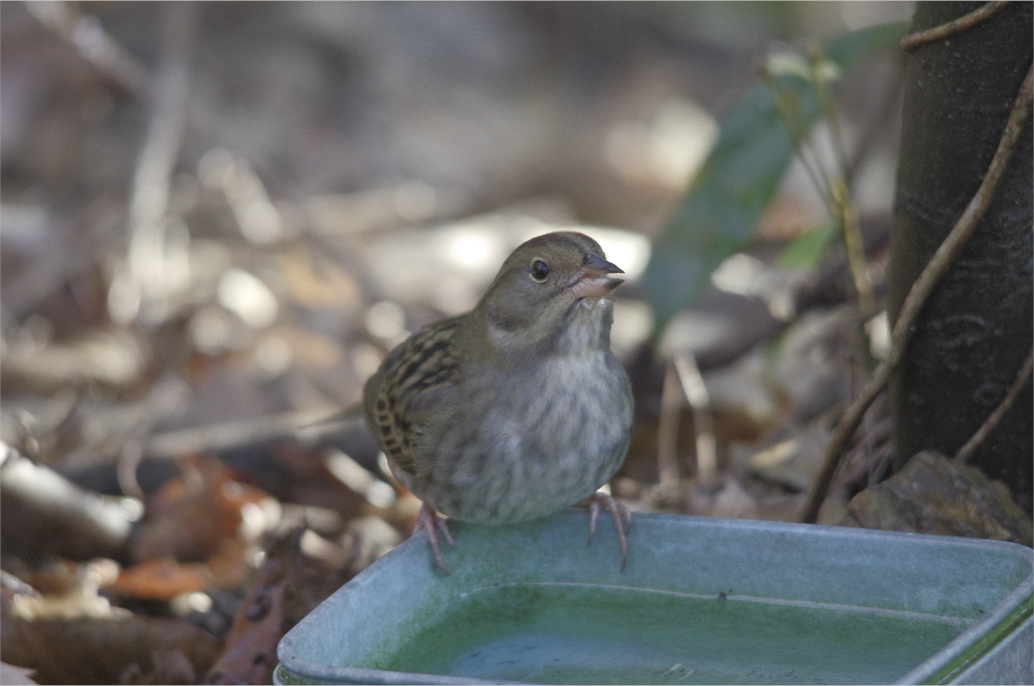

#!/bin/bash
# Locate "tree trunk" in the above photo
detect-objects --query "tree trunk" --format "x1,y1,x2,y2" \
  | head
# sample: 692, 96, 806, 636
889, 1, 1033, 511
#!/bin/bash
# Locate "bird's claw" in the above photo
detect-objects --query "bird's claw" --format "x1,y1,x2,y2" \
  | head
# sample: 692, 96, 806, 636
413, 504, 456, 573
588, 491, 632, 571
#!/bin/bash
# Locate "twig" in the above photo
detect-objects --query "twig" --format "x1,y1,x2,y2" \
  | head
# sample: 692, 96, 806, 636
764, 51, 875, 317
24, 1, 150, 97
805, 45, 875, 318
807, 46, 851, 181
1, 443, 132, 557
901, 1, 1011, 51
117, 440, 145, 500
833, 179, 875, 317
758, 66, 835, 210
672, 352, 718, 487
955, 347, 1034, 465
145, 408, 346, 459
801, 63, 1034, 523
120, 3, 197, 323
656, 361, 683, 504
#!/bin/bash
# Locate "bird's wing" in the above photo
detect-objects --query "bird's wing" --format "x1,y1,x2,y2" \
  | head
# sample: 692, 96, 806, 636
367, 317, 462, 478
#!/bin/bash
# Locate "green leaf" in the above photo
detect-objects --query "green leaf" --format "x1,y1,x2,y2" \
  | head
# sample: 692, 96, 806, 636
776, 220, 839, 269
824, 21, 911, 72
642, 21, 910, 331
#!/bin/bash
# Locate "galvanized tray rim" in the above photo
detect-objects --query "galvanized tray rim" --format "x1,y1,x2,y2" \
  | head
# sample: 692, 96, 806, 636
895, 577, 1034, 684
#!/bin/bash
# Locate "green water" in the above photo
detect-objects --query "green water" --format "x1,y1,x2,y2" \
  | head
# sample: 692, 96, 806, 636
386, 583, 970, 685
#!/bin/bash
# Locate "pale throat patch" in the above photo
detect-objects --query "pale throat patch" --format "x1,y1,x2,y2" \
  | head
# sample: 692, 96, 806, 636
580, 295, 614, 311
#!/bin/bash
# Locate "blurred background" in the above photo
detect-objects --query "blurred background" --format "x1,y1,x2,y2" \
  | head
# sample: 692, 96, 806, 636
0, 2, 927, 684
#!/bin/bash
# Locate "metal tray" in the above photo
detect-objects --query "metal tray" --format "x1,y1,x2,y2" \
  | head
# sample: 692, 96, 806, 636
276, 510, 1033, 684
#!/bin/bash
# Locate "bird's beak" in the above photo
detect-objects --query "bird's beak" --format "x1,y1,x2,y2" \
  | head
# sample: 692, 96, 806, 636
568, 253, 624, 298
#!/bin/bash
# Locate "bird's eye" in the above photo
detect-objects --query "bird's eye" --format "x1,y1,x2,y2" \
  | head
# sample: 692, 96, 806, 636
530, 260, 550, 282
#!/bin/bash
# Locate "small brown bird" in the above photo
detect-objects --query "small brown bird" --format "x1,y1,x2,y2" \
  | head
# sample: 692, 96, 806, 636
364, 231, 634, 571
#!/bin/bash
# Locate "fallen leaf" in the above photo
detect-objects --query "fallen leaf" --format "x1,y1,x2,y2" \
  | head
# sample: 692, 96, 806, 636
0, 615, 220, 685
120, 648, 197, 685
112, 559, 211, 601
204, 558, 286, 685
130, 454, 274, 563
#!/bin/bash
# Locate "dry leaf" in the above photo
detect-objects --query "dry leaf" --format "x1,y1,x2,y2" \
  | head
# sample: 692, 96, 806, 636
113, 559, 211, 601
0, 615, 220, 685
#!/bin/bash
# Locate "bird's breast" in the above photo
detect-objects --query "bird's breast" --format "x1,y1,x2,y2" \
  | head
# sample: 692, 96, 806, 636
532, 351, 631, 450
408, 343, 633, 524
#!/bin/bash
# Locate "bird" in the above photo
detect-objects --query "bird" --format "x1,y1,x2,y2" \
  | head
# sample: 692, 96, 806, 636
363, 231, 634, 572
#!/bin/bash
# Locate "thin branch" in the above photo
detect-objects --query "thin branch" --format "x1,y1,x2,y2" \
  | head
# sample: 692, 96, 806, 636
656, 360, 683, 504
120, 3, 198, 323
24, 1, 150, 97
901, 1, 1011, 51
801, 62, 1034, 523
117, 440, 145, 500
764, 52, 875, 317
806, 46, 875, 318
955, 346, 1034, 464
833, 179, 875, 317
807, 46, 851, 180
145, 407, 346, 460
673, 352, 718, 488
759, 67, 836, 209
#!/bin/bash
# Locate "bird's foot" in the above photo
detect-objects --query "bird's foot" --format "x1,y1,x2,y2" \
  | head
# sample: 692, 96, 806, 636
412, 504, 456, 573
587, 491, 632, 570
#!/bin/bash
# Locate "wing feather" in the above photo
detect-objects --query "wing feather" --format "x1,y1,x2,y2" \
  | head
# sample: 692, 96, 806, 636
365, 317, 462, 477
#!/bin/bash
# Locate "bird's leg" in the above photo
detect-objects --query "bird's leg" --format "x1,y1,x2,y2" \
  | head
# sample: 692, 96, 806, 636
412, 503, 456, 573
587, 491, 632, 570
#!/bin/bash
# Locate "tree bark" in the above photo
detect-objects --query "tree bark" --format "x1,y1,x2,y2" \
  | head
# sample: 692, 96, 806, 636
889, 1, 1033, 511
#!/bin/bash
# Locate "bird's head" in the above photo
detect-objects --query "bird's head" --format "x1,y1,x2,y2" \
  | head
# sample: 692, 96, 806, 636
476, 231, 624, 355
